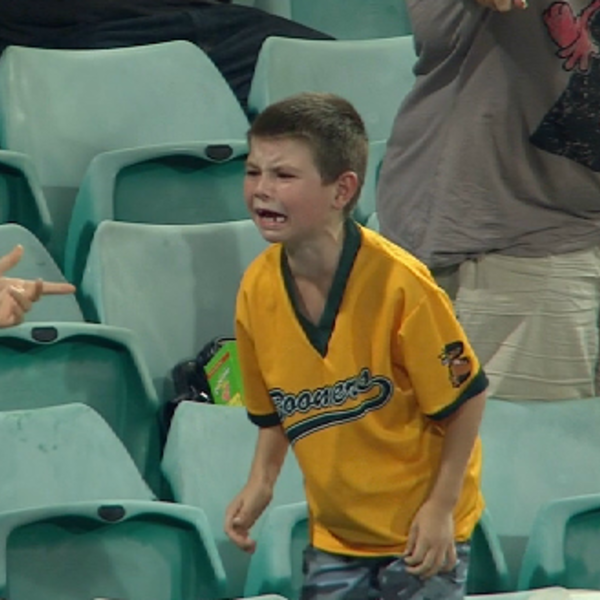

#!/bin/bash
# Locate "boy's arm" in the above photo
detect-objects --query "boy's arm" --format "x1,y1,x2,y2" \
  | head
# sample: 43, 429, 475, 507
405, 390, 486, 578
224, 423, 289, 553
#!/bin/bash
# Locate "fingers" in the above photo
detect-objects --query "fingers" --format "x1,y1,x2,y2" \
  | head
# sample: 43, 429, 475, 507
0, 286, 29, 328
476, 0, 527, 10
40, 281, 76, 296
224, 501, 257, 554
405, 543, 448, 579
0, 246, 24, 278
229, 514, 257, 554
441, 544, 458, 573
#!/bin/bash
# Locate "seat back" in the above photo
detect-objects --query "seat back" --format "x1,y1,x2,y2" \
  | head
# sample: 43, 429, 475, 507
518, 495, 600, 590
80, 220, 268, 402
290, 0, 411, 39
0, 404, 153, 511
162, 402, 305, 597
0, 323, 162, 493
248, 36, 417, 142
0, 154, 52, 244
0, 224, 82, 322
6, 508, 220, 600
0, 42, 249, 261
480, 398, 600, 588
64, 142, 249, 285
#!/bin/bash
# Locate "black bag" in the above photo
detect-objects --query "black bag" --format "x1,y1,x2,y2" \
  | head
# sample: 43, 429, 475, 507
162, 337, 235, 433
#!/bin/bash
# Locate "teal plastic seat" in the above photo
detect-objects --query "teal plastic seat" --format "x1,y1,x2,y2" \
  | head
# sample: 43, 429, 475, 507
365, 211, 380, 232
244, 502, 510, 599
0, 322, 162, 494
64, 141, 249, 285
0, 224, 82, 322
518, 494, 600, 590
80, 220, 268, 402
480, 398, 600, 588
248, 36, 417, 142
0, 41, 249, 262
0, 403, 226, 600
0, 152, 52, 245
161, 402, 305, 598
290, 0, 411, 39
354, 140, 387, 224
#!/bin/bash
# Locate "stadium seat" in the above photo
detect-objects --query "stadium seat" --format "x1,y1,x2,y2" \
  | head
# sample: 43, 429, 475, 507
365, 211, 380, 232
244, 502, 510, 598
0, 403, 226, 600
248, 36, 417, 142
0, 322, 162, 493
354, 140, 387, 224
290, 0, 412, 39
161, 402, 305, 598
64, 141, 249, 285
80, 220, 268, 402
480, 398, 600, 588
518, 494, 600, 590
0, 224, 82, 322
0, 41, 249, 262
0, 152, 52, 245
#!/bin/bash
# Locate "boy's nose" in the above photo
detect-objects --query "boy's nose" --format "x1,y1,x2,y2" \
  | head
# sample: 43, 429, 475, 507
253, 174, 273, 197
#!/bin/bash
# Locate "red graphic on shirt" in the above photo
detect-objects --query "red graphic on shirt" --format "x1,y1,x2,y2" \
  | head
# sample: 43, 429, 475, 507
543, 0, 600, 72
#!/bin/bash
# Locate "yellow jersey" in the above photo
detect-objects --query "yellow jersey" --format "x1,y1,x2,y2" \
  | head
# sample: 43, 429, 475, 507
236, 219, 487, 557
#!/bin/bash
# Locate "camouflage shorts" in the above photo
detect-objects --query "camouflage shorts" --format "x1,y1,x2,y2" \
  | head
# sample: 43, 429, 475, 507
300, 542, 470, 600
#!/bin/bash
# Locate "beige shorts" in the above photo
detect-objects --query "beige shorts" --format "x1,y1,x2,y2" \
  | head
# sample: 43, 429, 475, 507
434, 249, 600, 401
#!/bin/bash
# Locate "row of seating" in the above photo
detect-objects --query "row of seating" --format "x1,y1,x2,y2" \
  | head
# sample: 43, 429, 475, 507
0, 396, 596, 600
9, 212, 600, 589
245, 0, 413, 40
0, 36, 417, 268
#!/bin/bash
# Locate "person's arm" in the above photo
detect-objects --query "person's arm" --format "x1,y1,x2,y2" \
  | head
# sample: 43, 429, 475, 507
224, 423, 289, 553
404, 390, 486, 578
475, 0, 527, 11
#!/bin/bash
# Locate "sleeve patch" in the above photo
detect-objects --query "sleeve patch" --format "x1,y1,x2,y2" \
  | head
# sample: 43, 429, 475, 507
438, 341, 472, 388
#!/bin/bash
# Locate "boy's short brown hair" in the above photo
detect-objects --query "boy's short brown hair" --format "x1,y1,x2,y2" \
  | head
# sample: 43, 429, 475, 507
248, 92, 369, 214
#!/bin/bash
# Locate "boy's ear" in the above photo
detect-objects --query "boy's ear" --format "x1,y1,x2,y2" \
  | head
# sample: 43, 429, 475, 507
332, 171, 360, 210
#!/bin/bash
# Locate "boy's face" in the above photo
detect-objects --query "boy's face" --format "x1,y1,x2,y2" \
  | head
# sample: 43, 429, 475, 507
244, 136, 342, 245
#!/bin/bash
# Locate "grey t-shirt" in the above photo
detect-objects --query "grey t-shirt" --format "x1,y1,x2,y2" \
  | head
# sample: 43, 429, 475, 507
377, 0, 600, 268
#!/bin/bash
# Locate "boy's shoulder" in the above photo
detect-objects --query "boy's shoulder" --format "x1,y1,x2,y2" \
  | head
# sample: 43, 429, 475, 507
358, 225, 434, 282
240, 243, 280, 290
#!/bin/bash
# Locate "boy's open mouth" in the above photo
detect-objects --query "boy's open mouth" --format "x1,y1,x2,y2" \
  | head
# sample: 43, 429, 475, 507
256, 208, 287, 223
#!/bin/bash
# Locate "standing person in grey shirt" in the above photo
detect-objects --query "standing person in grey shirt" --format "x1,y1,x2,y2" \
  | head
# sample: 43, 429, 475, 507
377, 0, 600, 401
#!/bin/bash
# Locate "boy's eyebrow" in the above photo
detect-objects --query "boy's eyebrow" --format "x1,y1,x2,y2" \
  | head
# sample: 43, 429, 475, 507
245, 159, 303, 172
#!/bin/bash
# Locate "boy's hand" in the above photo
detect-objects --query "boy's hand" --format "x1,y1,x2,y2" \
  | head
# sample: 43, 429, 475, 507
0, 245, 76, 327
224, 482, 273, 554
475, 0, 528, 11
404, 500, 457, 579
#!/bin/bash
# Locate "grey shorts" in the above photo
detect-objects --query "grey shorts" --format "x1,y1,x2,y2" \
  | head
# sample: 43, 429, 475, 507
300, 543, 470, 600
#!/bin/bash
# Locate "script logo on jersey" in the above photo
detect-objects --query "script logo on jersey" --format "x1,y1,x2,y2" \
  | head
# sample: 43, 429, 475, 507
269, 368, 394, 444
530, 0, 600, 171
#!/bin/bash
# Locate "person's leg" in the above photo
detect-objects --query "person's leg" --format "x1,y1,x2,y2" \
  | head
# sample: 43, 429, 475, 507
454, 249, 600, 400
300, 546, 379, 600
378, 542, 470, 600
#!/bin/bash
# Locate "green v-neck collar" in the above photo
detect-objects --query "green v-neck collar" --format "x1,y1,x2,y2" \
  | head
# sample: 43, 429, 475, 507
281, 219, 362, 357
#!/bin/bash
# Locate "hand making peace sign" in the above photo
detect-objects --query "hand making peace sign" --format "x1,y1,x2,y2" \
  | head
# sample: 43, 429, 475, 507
0, 245, 76, 328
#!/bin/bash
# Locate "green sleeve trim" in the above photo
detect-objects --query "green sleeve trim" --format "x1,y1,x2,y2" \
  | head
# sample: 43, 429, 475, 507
429, 369, 489, 421
247, 411, 281, 428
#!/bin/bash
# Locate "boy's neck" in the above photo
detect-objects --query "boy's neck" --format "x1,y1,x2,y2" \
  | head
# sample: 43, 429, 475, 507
285, 220, 346, 289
